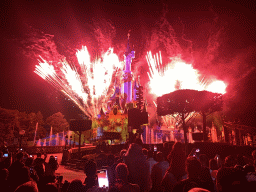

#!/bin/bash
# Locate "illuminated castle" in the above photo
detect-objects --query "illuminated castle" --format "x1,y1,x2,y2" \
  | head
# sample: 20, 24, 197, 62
97, 35, 145, 142
108, 34, 141, 113
122, 34, 135, 103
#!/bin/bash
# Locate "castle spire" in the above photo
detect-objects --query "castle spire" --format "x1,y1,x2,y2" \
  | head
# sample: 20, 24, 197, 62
134, 79, 138, 89
123, 31, 135, 103
142, 99, 147, 112
125, 30, 132, 56
137, 75, 141, 86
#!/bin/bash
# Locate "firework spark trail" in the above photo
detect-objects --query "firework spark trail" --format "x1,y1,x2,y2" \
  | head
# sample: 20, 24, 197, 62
35, 57, 92, 117
146, 51, 227, 129
35, 46, 122, 118
147, 51, 227, 96
75, 46, 122, 117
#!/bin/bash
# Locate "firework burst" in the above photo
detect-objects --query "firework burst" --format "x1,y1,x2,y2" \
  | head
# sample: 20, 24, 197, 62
147, 51, 227, 96
146, 51, 227, 128
35, 46, 123, 119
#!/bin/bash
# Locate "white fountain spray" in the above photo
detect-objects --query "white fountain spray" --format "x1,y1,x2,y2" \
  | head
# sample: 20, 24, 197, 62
61, 131, 65, 146
49, 127, 53, 146
56, 132, 59, 146
37, 138, 41, 147
34, 122, 38, 146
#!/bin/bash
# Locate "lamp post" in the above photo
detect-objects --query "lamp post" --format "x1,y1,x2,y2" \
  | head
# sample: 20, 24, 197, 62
65, 135, 68, 149
69, 135, 72, 148
19, 130, 25, 149
73, 133, 75, 148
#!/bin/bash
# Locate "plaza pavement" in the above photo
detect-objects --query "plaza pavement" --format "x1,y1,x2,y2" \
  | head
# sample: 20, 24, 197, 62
44, 153, 86, 183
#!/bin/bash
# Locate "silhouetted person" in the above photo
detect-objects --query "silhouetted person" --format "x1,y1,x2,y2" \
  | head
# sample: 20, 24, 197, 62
172, 157, 203, 192
209, 159, 218, 182
8, 152, 25, 174
0, 168, 9, 191
198, 154, 214, 192
1, 149, 12, 169
162, 142, 186, 192
216, 167, 249, 192
107, 154, 117, 188
151, 152, 169, 192
114, 163, 140, 192
252, 150, 256, 161
116, 149, 127, 164
8, 152, 26, 191
11, 166, 33, 192
123, 139, 150, 192
83, 160, 97, 191
142, 148, 148, 157
0, 152, 4, 169
235, 154, 246, 167
25, 157, 39, 184
33, 153, 47, 181
41, 183, 58, 192
199, 154, 209, 168
162, 142, 170, 161
67, 179, 84, 192
14, 181, 38, 192
101, 141, 107, 153
44, 156, 59, 184
223, 155, 236, 168
147, 150, 157, 175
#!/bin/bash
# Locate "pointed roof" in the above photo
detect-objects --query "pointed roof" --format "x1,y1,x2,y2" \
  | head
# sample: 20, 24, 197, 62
125, 31, 132, 56
110, 86, 120, 100
134, 79, 138, 89
100, 108, 105, 117
143, 101, 147, 112
137, 76, 141, 86
123, 107, 128, 114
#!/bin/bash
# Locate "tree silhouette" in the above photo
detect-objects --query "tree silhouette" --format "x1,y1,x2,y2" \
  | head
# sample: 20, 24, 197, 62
0, 108, 16, 146
46, 112, 69, 134
157, 89, 223, 143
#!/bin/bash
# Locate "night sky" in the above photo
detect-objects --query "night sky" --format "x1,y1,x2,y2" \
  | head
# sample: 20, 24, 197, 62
0, 0, 255, 126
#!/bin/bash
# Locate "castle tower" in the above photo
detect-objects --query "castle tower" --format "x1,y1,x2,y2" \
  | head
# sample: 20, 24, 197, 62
133, 79, 138, 102
123, 33, 135, 103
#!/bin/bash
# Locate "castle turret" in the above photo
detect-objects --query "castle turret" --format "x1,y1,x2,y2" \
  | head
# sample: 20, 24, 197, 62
133, 79, 138, 101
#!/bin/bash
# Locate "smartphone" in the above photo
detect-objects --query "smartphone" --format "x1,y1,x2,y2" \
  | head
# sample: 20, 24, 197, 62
154, 145, 157, 152
55, 156, 57, 160
3, 153, 8, 157
196, 148, 200, 153
97, 169, 109, 188
29, 155, 33, 158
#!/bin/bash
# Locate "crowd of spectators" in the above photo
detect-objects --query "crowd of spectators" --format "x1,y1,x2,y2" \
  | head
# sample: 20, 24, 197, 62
0, 150, 59, 192
1, 139, 256, 192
